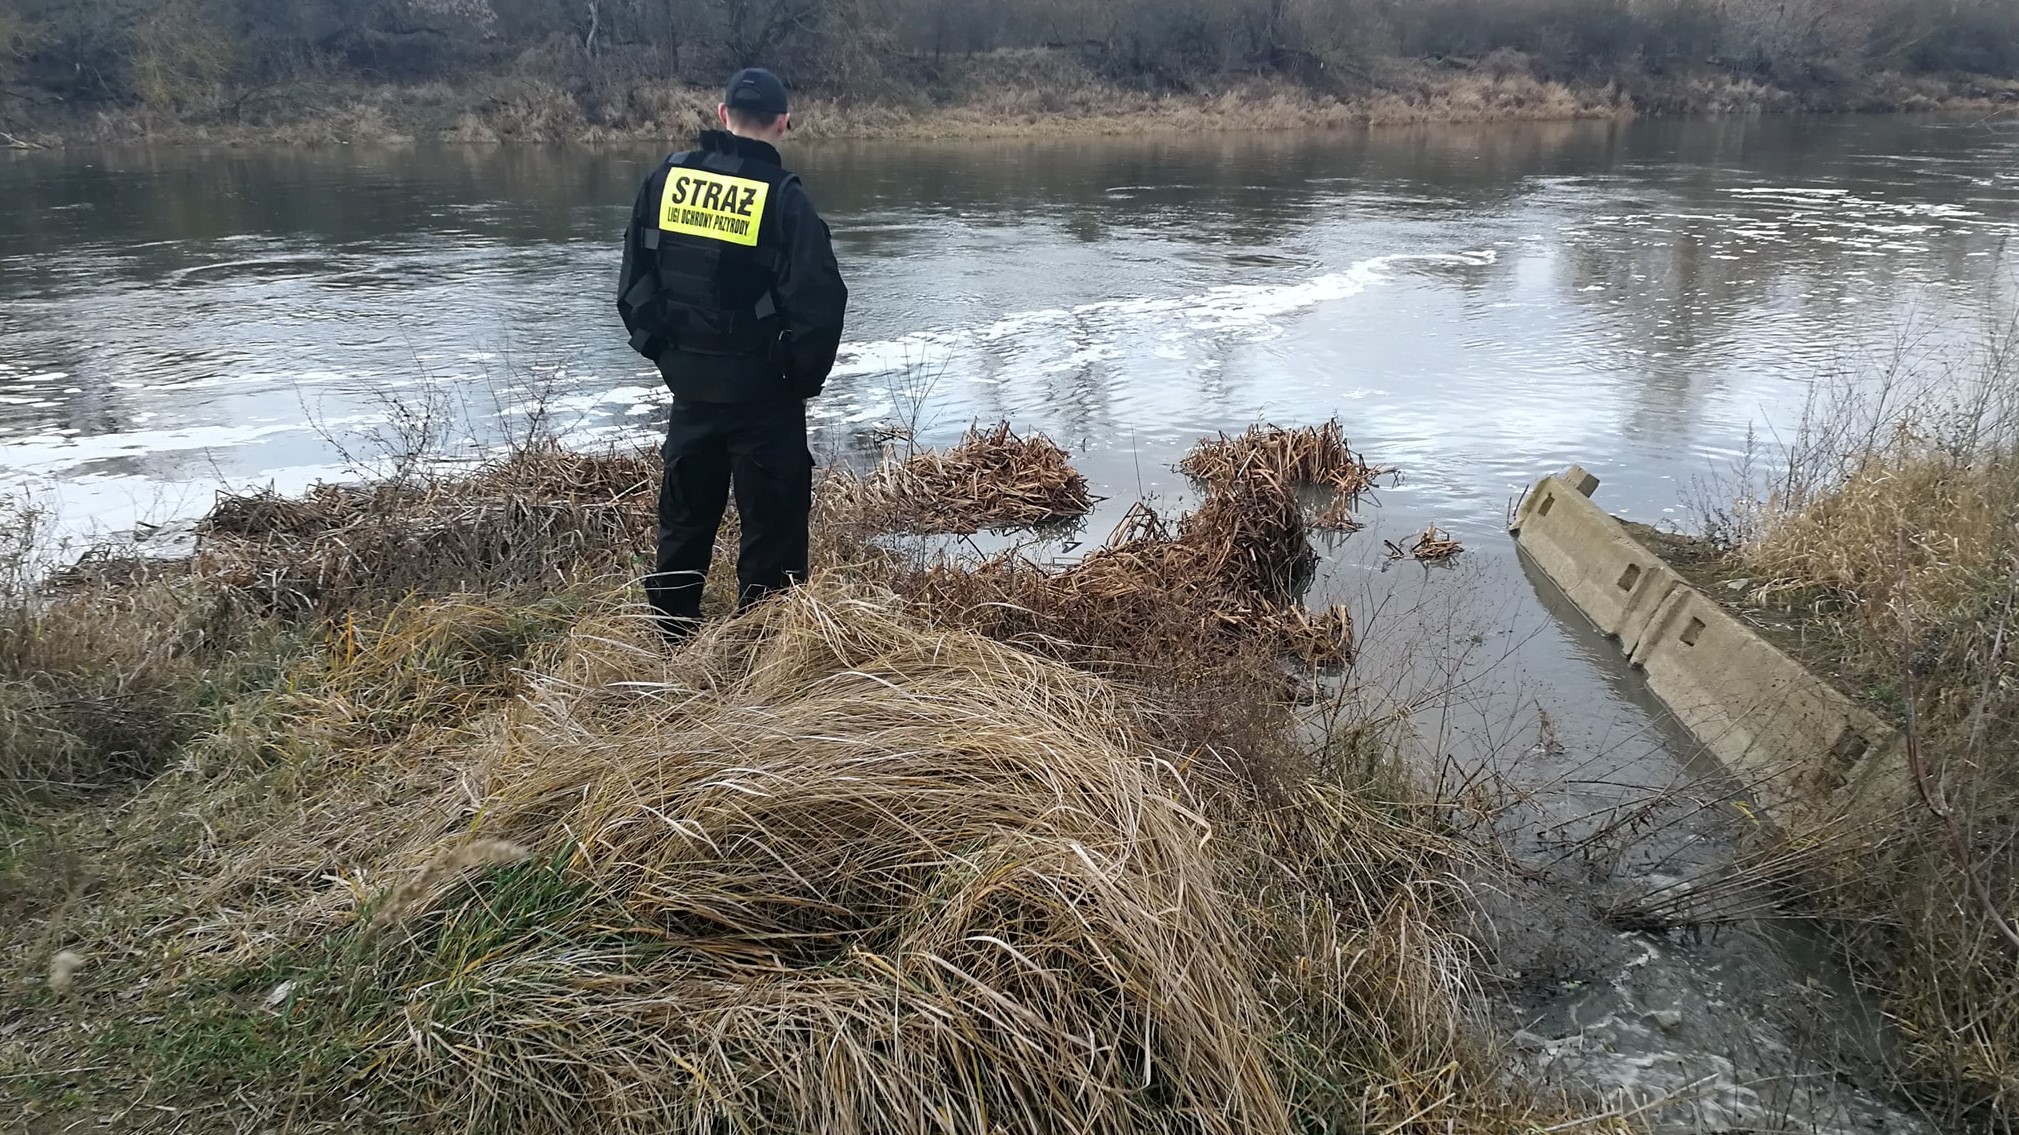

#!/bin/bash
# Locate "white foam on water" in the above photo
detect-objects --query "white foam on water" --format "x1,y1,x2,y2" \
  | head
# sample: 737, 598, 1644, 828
1520, 936, 1935, 1135
539, 383, 662, 418
1727, 186, 1852, 197
0, 421, 316, 476
831, 251, 1495, 389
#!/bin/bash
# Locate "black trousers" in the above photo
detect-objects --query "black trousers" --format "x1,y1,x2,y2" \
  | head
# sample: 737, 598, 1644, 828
647, 398, 812, 633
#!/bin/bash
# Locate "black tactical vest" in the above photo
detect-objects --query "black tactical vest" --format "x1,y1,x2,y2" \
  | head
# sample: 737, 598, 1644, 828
639, 148, 798, 357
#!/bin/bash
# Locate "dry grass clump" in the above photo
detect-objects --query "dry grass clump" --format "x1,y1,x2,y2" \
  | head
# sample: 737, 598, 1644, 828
826, 421, 1095, 534
1235, 786, 1581, 1130
0, 503, 284, 806
283, 585, 1586, 1135
1178, 421, 1393, 530
1, 415, 1589, 1133
899, 489, 1353, 672
1180, 420, 1388, 496
291, 592, 585, 746
197, 443, 659, 614
1743, 431, 2019, 661
345, 585, 1289, 1134
2, 503, 1580, 1133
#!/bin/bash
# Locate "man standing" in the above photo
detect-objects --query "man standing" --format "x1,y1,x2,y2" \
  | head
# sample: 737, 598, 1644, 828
618, 67, 848, 641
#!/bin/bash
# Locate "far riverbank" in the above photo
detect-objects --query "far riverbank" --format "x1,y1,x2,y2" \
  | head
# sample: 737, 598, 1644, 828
6, 62, 2015, 149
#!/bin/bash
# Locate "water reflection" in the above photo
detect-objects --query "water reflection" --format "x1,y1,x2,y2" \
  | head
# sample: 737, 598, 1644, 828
0, 115, 2015, 542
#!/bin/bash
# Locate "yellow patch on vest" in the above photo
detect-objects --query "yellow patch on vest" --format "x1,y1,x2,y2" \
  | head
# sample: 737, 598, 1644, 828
658, 168, 770, 247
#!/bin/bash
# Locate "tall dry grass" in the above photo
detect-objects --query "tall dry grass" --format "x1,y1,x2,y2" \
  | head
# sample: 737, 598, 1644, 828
197, 442, 660, 615
0, 578, 1580, 1133
355, 586, 1286, 1133
0, 503, 285, 807
234, 586, 1575, 1134
0, 424, 1604, 1132
1715, 328, 2019, 1126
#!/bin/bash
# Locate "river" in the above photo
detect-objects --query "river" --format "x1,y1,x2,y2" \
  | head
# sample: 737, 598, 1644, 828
5, 114, 2017, 1131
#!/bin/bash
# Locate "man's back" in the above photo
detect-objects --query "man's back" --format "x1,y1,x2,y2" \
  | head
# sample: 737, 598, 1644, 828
618, 129, 847, 403
618, 68, 848, 642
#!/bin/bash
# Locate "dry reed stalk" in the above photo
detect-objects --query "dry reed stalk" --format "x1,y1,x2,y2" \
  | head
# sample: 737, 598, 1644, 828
371, 838, 531, 930
825, 422, 1095, 534
363, 584, 1290, 1135
1178, 421, 1393, 530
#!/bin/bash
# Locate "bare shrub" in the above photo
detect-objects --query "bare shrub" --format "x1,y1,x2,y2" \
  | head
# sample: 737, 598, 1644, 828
1718, 318, 2019, 1125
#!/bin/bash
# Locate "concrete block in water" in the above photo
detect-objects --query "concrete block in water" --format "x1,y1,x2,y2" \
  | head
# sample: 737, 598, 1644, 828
1510, 466, 1904, 827
1509, 469, 1680, 657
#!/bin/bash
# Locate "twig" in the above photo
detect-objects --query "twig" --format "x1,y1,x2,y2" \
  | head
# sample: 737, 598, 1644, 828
1964, 556, 2019, 755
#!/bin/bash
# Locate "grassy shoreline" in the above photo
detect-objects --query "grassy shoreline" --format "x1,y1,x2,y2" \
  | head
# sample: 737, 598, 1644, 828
0, 431, 1610, 1133
9, 64, 2016, 149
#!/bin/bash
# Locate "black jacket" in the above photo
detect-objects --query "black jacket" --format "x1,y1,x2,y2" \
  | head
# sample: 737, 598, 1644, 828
618, 131, 848, 402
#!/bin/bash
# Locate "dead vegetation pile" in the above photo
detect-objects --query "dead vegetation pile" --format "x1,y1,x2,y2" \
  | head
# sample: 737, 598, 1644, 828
1388, 523, 1465, 562
1178, 421, 1393, 530
825, 421, 1095, 534
845, 421, 1381, 675
197, 443, 659, 613
900, 487, 1353, 671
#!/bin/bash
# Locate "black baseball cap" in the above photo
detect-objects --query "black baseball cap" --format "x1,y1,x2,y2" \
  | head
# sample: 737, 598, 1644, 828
724, 68, 789, 116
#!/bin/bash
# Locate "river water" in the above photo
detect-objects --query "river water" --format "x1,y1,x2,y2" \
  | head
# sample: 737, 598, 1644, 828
5, 115, 2018, 1130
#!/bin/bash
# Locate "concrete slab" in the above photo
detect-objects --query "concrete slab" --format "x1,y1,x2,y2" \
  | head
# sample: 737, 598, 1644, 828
1511, 466, 1904, 828
1509, 468, 1682, 657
